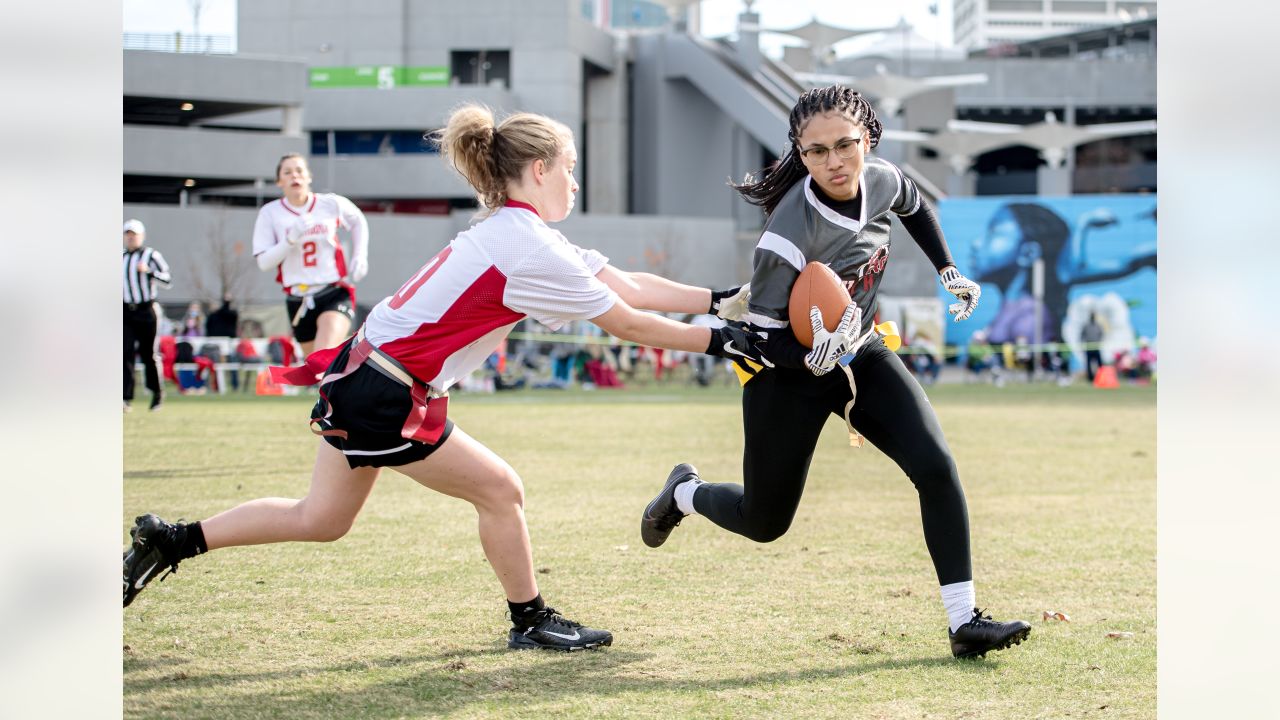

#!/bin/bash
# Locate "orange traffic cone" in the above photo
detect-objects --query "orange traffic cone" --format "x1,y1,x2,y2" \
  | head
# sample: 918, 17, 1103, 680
256, 369, 284, 396
1093, 364, 1119, 389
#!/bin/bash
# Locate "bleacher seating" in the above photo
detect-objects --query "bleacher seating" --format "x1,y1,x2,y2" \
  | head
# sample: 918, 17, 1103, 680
134, 336, 303, 395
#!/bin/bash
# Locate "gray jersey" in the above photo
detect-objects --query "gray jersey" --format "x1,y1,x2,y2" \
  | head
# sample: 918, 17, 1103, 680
744, 156, 921, 338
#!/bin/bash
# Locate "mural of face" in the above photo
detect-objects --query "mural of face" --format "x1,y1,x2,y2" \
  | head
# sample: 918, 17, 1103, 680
971, 206, 1024, 280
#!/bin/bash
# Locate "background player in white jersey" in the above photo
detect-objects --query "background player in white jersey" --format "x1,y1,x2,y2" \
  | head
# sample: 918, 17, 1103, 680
123, 105, 765, 652
639, 85, 1032, 660
253, 153, 370, 354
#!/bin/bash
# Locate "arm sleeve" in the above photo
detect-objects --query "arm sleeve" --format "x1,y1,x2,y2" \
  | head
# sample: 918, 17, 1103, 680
149, 250, 172, 287
336, 195, 369, 261
898, 201, 956, 271
255, 238, 292, 271
504, 242, 619, 331
252, 209, 292, 271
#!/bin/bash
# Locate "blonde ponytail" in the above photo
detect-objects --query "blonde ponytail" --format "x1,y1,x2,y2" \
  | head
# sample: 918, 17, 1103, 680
431, 104, 572, 215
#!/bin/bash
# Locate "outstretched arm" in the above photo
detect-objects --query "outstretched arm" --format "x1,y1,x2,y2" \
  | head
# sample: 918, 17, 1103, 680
589, 297, 769, 370
896, 201, 982, 322
595, 265, 713, 315
589, 297, 712, 351
898, 201, 956, 272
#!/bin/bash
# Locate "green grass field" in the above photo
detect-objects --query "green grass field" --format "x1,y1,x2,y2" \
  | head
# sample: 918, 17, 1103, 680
124, 383, 1155, 719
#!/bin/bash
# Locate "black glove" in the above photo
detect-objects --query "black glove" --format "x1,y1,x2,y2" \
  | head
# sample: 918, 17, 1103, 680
706, 321, 774, 371
708, 285, 750, 320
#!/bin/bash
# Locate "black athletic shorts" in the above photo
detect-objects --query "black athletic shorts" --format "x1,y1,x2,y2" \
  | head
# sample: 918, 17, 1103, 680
287, 283, 356, 343
314, 342, 454, 469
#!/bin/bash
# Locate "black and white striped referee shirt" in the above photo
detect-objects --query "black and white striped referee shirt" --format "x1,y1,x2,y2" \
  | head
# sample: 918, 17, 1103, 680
122, 246, 172, 304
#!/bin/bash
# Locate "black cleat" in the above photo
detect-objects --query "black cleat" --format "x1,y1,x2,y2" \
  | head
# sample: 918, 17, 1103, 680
640, 463, 698, 548
507, 607, 613, 651
949, 608, 1032, 659
149, 393, 163, 412
122, 514, 182, 607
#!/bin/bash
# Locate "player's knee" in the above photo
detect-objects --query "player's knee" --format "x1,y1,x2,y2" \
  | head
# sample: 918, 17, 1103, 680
911, 449, 961, 491
306, 514, 355, 542
475, 468, 525, 512
744, 517, 792, 543
296, 504, 356, 542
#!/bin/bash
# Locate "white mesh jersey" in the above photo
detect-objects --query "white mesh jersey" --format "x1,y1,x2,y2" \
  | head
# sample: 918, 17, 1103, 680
364, 203, 619, 391
252, 193, 364, 293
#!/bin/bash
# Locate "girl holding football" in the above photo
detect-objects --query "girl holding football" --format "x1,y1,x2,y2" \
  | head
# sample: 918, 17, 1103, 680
640, 85, 1031, 659
252, 153, 369, 354
123, 106, 762, 651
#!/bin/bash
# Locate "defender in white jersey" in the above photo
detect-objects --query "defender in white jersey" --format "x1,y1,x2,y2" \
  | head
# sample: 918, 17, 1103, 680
123, 105, 765, 652
252, 153, 370, 354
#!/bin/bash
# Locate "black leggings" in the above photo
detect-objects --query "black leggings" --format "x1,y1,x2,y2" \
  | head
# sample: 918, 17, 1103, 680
693, 339, 972, 585
123, 302, 161, 402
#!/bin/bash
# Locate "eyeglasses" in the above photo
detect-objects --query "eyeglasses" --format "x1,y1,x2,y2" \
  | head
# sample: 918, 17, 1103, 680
798, 137, 863, 166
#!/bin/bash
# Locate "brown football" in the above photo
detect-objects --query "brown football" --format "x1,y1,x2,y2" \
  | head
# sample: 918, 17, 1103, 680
788, 261, 853, 348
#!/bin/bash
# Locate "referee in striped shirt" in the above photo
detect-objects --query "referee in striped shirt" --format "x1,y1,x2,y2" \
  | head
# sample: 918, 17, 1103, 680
123, 219, 172, 411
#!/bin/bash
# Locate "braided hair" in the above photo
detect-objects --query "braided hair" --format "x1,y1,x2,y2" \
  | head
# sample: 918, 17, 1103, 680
732, 85, 882, 216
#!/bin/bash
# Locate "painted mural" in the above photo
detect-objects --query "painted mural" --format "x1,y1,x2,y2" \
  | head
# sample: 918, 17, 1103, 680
937, 195, 1157, 364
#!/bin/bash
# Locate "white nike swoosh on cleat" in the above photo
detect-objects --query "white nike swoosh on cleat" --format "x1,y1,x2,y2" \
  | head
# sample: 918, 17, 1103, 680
134, 562, 158, 589
542, 630, 581, 641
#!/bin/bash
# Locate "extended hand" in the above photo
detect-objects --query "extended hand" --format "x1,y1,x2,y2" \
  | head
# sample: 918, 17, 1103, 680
708, 321, 774, 371
709, 284, 750, 321
349, 255, 369, 282
940, 267, 981, 322
285, 214, 311, 246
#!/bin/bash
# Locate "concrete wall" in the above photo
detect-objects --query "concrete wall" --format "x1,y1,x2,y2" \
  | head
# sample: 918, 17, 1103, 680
124, 126, 307, 180
839, 56, 1156, 109
306, 154, 473, 198
302, 85, 518, 129
124, 50, 307, 105
630, 35, 767, 226
585, 46, 629, 214
232, 0, 621, 210
121, 203, 740, 311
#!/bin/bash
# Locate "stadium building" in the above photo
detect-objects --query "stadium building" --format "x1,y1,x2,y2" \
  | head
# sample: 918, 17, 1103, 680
953, 0, 1157, 51
122, 0, 1155, 346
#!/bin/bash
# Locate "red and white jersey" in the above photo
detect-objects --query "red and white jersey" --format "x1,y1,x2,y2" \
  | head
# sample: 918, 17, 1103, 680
364, 202, 618, 391
252, 193, 366, 294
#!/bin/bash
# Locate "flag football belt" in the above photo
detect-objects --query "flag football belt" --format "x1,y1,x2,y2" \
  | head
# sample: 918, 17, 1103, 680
731, 321, 902, 449
269, 326, 449, 445
287, 282, 353, 327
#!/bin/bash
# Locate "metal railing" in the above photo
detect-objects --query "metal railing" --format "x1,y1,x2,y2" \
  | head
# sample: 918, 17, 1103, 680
123, 32, 235, 55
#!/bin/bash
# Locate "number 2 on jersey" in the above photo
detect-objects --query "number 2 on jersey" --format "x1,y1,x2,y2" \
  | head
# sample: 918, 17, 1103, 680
389, 247, 453, 309
301, 241, 318, 267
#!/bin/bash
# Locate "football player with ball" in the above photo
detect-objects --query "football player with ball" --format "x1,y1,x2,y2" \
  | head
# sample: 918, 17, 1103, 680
641, 85, 1031, 659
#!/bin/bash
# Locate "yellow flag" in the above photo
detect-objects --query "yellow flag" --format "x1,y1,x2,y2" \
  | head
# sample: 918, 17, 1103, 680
732, 359, 764, 387
733, 320, 901, 388
875, 321, 902, 352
